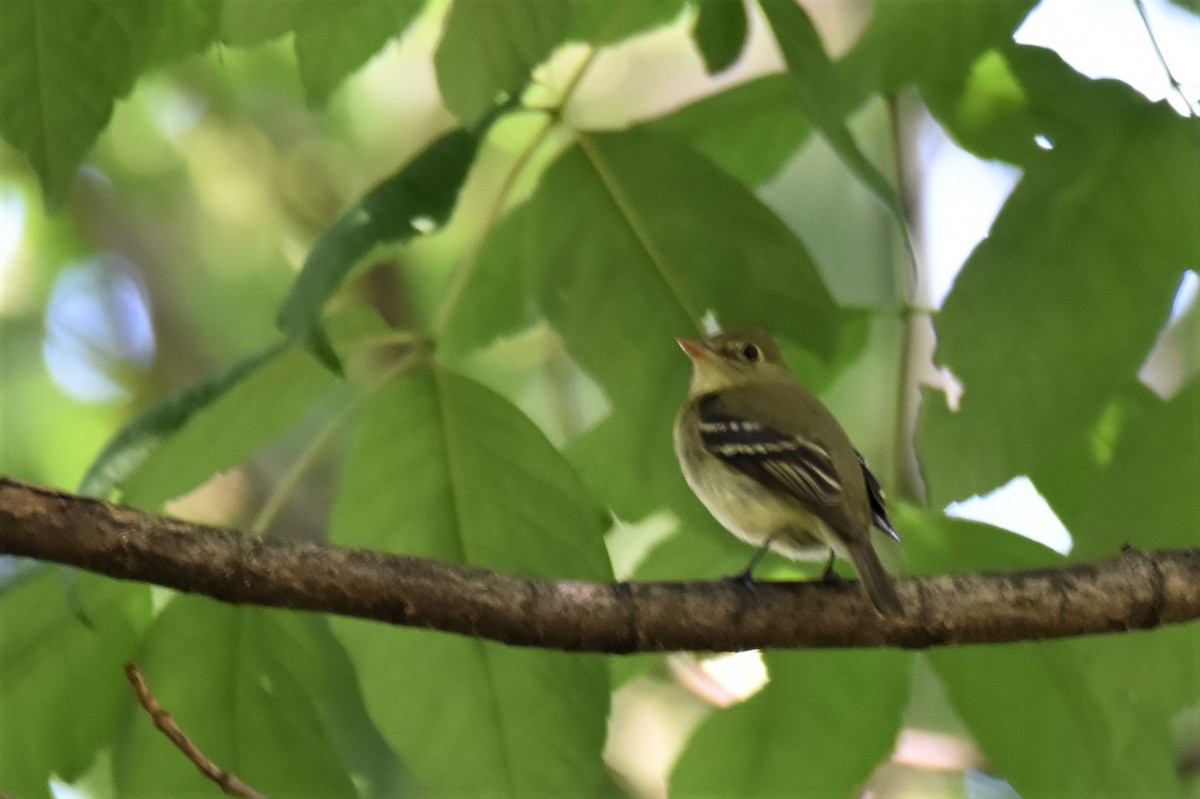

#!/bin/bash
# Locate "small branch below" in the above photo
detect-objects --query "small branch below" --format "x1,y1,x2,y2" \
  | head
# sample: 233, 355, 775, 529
124, 663, 267, 799
2, 478, 1198, 651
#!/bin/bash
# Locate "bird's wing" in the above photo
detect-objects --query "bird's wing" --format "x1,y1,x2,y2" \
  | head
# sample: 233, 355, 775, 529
856, 450, 900, 542
697, 397, 842, 507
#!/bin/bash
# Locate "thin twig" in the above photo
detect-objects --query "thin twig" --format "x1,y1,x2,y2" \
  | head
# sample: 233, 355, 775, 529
124, 663, 268, 799
1133, 0, 1199, 117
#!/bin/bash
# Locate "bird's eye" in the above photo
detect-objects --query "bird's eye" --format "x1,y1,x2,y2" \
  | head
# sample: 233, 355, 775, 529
741, 344, 761, 362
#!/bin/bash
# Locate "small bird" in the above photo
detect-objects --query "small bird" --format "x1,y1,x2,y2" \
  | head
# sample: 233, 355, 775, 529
674, 327, 903, 616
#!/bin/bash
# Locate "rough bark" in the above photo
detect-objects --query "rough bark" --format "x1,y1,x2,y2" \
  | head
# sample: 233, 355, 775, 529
2, 477, 1196, 652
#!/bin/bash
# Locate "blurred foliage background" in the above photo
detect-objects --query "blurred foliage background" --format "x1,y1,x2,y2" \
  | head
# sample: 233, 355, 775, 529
1, 0, 1198, 797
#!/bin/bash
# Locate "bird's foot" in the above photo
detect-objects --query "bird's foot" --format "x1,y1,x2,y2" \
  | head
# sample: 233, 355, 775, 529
721, 567, 758, 594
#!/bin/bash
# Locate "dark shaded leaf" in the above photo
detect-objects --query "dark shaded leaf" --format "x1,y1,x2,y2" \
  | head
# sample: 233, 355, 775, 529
277, 129, 479, 371
692, 0, 748, 75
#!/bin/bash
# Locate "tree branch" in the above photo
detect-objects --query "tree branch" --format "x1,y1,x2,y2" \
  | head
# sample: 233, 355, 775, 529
2, 477, 1197, 651
124, 663, 267, 799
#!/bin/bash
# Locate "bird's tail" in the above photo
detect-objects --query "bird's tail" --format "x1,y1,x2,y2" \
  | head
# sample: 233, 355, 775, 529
846, 540, 903, 617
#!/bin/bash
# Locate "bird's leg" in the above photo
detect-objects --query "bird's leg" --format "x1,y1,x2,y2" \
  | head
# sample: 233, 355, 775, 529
818, 549, 843, 584
725, 537, 775, 589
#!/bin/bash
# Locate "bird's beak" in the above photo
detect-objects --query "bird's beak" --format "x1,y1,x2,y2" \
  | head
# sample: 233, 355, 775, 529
676, 336, 715, 362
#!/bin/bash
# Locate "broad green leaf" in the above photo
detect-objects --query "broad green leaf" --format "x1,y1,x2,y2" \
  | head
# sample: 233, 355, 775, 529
329, 362, 611, 796
840, 0, 1037, 96
672, 649, 912, 797
647, 75, 812, 187
891, 503, 1063, 577
570, 0, 689, 45
692, 0, 748, 75
1073, 381, 1200, 559
758, 0, 911, 250
114, 345, 342, 510
277, 128, 479, 371
839, 0, 1039, 163
113, 599, 358, 797
435, 0, 574, 127
523, 127, 839, 521
0, 572, 149, 799
79, 342, 291, 500
294, 0, 423, 107
0, 0, 158, 206
218, 0, 304, 45
440, 203, 538, 357
919, 76, 1200, 511
932, 639, 1184, 798
146, 0, 223, 67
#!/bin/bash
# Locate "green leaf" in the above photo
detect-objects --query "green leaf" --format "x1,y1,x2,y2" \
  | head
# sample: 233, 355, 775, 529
115, 345, 342, 510
146, 0, 223, 67
435, 0, 574, 127
672, 649, 912, 797
0, 0, 159, 206
932, 639, 1185, 798
0, 572, 149, 799
277, 128, 480, 371
295, 0, 423, 107
440, 203, 538, 357
692, 0, 748, 75
570, 0, 689, 45
1073, 382, 1200, 559
839, 0, 1039, 161
757, 0, 911, 250
79, 342, 292, 500
647, 75, 812, 187
113, 599, 359, 797
328, 362, 611, 795
218, 0, 303, 45
522, 127, 839, 520
918, 82, 1200, 511
891, 503, 1063, 577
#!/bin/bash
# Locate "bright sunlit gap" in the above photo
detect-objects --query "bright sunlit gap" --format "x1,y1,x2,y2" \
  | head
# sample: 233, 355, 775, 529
944, 476, 1073, 554
42, 256, 156, 402
0, 188, 27, 312
1139, 269, 1199, 399
1016, 0, 1200, 114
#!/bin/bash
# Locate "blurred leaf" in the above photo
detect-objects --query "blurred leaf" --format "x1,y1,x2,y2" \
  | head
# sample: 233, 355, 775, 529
0, 572, 149, 799
440, 203, 538, 357
523, 127, 839, 521
891, 503, 1063, 577
294, 0, 423, 107
0, 0, 159, 206
435, 0, 574, 127
1073, 381, 1200, 559
277, 128, 479, 371
692, 0, 748, 75
919, 74, 1200, 512
672, 649, 912, 797
79, 342, 291, 500
839, 0, 1039, 163
115, 345, 342, 510
841, 0, 1037, 95
646, 75, 812, 187
218, 0, 303, 45
570, 0, 689, 44
932, 639, 1184, 798
146, 0, 223, 66
329, 361, 611, 796
113, 599, 358, 797
758, 0, 910, 250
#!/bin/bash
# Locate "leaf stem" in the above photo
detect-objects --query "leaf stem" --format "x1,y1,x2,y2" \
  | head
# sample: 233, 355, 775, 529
432, 46, 605, 337
249, 342, 422, 534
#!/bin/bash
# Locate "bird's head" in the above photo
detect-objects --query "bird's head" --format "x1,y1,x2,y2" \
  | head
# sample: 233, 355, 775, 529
677, 327, 792, 395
